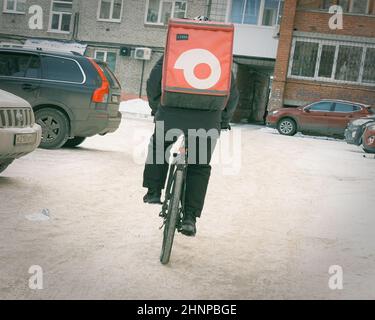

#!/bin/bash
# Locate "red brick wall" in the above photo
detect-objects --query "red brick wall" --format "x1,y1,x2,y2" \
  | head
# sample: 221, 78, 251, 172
269, 5, 375, 111
268, 0, 298, 111
295, 10, 375, 38
284, 80, 375, 106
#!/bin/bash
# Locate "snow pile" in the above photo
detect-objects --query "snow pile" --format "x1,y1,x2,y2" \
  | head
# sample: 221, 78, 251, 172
120, 99, 151, 118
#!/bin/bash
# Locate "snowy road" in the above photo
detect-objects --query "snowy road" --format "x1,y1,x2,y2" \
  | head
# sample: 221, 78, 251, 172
0, 116, 374, 299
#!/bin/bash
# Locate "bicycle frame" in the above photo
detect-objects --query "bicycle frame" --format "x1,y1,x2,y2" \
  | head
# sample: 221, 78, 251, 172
160, 135, 188, 229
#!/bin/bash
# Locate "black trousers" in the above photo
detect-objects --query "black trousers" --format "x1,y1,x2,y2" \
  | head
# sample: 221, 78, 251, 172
143, 130, 218, 218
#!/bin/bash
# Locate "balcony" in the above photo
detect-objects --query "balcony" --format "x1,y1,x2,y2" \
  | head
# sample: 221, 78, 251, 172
209, 0, 283, 59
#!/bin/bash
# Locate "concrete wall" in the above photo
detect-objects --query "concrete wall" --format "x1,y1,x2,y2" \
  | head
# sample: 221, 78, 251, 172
0, 0, 79, 41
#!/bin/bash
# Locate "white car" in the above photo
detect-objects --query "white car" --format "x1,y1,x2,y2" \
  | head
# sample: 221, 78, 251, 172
0, 89, 42, 174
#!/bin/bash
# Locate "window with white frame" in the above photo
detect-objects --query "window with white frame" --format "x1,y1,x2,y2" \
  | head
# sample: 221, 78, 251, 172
3, 0, 27, 14
95, 50, 117, 72
98, 0, 123, 22
230, 0, 283, 26
289, 38, 375, 86
338, 0, 371, 14
145, 0, 187, 25
49, 0, 73, 33
298, 0, 375, 14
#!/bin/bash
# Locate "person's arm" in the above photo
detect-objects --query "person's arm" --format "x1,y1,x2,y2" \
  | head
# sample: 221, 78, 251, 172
221, 74, 239, 129
146, 56, 164, 116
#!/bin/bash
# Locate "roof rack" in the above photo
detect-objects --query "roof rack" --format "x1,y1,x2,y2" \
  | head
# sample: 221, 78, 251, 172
0, 43, 43, 51
0, 43, 86, 55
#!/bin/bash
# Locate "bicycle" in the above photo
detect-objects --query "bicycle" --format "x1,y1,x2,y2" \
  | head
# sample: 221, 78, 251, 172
159, 135, 188, 265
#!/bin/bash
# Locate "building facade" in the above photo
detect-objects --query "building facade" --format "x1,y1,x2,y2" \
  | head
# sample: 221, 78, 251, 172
0, 0, 284, 123
269, 0, 375, 111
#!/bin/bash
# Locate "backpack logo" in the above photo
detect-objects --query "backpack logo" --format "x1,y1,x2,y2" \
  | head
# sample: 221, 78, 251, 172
174, 49, 222, 90
176, 34, 189, 41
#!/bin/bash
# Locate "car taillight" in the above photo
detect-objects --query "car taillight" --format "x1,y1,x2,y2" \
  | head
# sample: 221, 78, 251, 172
89, 58, 109, 103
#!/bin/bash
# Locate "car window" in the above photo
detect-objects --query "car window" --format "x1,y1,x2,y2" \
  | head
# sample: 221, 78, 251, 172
97, 62, 121, 89
353, 105, 361, 112
41, 56, 84, 83
308, 102, 332, 112
0, 52, 41, 79
334, 102, 356, 113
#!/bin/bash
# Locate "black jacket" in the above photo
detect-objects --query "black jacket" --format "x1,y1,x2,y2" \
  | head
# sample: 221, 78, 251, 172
146, 56, 239, 132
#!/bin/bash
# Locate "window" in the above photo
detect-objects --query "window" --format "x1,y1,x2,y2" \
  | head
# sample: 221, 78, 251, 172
298, 0, 335, 10
291, 41, 319, 77
289, 38, 375, 86
334, 102, 355, 112
230, 0, 283, 25
41, 56, 84, 83
350, 0, 369, 13
145, 0, 187, 25
298, 0, 374, 14
335, 45, 362, 82
318, 45, 335, 78
49, 0, 73, 33
308, 102, 332, 111
98, 62, 121, 89
338, 0, 371, 14
0, 52, 41, 78
98, 0, 123, 22
363, 48, 375, 84
262, 0, 280, 26
3, 0, 26, 13
95, 50, 117, 72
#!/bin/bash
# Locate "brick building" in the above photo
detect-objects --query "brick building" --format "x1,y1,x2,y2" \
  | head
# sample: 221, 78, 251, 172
268, 0, 375, 111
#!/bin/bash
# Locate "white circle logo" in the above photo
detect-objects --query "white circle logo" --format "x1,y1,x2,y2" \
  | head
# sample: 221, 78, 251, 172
174, 49, 222, 90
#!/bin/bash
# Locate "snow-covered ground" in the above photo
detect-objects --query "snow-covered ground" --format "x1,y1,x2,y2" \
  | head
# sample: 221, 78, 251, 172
120, 99, 151, 118
0, 114, 374, 300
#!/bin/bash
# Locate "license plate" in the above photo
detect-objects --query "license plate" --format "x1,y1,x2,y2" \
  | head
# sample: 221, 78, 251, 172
14, 133, 37, 146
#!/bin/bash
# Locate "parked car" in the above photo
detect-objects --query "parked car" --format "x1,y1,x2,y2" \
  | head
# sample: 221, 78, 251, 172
345, 116, 375, 146
0, 89, 41, 174
0, 47, 122, 149
266, 100, 373, 138
362, 123, 375, 154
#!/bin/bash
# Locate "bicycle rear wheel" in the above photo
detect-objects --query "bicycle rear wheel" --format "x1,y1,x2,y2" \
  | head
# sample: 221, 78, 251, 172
160, 169, 184, 265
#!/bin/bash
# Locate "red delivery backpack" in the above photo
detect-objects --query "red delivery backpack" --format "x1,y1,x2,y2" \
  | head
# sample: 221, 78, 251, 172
161, 18, 234, 111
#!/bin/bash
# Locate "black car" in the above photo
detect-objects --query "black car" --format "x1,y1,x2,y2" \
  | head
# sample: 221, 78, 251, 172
345, 115, 375, 146
0, 47, 122, 149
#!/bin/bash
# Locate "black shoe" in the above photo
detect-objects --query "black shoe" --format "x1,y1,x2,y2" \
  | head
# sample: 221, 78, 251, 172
180, 213, 197, 237
143, 189, 162, 204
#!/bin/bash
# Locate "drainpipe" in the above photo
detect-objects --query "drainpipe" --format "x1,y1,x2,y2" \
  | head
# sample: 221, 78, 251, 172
206, 0, 212, 19
72, 12, 79, 41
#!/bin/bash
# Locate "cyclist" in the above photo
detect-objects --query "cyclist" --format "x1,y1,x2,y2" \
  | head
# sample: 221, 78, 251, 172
143, 16, 239, 237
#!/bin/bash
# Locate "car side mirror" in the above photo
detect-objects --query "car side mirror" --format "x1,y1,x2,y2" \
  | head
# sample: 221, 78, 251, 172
304, 108, 310, 113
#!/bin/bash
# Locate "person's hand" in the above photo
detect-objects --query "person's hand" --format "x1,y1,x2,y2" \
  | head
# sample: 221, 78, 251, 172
221, 122, 231, 131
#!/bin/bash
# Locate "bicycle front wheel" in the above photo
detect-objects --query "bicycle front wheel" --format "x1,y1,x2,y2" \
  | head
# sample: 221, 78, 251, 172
160, 169, 184, 265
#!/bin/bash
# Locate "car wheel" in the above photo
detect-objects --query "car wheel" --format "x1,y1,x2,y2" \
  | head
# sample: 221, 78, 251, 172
63, 137, 86, 148
0, 159, 14, 174
277, 118, 297, 136
35, 108, 69, 149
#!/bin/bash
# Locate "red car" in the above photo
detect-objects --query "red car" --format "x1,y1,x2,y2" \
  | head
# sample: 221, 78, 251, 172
362, 123, 375, 154
266, 100, 373, 137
